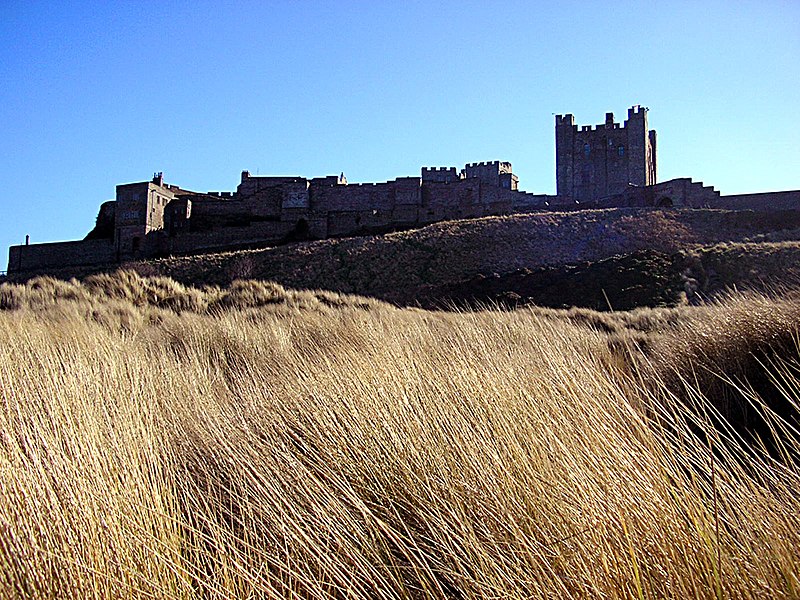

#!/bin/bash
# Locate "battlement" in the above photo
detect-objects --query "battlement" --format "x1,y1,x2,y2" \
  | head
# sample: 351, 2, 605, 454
559, 108, 650, 133
464, 161, 512, 173
309, 175, 345, 187
422, 166, 461, 183
579, 123, 623, 131
345, 182, 389, 188
627, 104, 647, 118
555, 114, 575, 126
462, 161, 517, 190
568, 106, 649, 135
465, 160, 511, 169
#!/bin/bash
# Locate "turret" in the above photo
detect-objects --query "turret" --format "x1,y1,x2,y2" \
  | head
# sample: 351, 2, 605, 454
555, 114, 576, 197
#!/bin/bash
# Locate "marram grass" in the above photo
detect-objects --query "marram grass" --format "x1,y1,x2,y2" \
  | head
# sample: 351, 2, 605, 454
0, 272, 798, 598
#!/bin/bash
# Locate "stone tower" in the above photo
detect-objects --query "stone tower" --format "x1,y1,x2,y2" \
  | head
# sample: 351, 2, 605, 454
114, 172, 175, 260
555, 105, 657, 202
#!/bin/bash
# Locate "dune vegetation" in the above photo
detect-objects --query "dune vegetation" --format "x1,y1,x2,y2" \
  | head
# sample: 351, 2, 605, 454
1, 271, 799, 598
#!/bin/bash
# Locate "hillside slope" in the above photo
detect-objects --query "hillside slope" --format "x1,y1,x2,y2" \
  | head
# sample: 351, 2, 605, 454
129, 208, 800, 306
6, 207, 800, 309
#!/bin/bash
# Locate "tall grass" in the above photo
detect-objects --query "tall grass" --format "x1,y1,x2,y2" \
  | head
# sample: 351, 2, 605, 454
0, 272, 798, 598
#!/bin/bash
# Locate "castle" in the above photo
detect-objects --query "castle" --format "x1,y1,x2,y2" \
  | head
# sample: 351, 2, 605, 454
7, 106, 800, 275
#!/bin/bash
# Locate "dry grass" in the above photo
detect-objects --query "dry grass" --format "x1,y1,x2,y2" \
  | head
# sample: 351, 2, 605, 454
0, 271, 799, 598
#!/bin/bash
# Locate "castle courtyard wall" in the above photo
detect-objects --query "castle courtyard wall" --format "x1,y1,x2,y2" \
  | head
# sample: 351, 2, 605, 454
192, 193, 282, 224
510, 191, 560, 212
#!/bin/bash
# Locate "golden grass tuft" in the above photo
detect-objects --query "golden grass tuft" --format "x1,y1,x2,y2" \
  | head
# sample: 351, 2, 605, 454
0, 271, 798, 598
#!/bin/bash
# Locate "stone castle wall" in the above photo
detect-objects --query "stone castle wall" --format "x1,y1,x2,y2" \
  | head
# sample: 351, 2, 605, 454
11, 175, 799, 277
163, 220, 298, 256
713, 190, 800, 211
8, 239, 116, 273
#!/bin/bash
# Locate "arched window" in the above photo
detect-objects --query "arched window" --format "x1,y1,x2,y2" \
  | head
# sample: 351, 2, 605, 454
583, 143, 591, 156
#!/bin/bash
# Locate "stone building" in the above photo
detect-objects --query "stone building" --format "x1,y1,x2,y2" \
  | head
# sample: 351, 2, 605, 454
7, 160, 554, 274
114, 173, 177, 261
556, 105, 656, 203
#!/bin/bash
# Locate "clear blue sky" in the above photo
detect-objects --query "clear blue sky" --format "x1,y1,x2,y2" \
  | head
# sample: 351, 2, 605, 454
2, 0, 798, 263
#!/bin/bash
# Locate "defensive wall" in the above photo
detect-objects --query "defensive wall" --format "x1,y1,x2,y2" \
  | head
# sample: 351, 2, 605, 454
713, 190, 800, 211
7, 105, 800, 276
8, 161, 546, 275
592, 178, 721, 209
8, 239, 116, 273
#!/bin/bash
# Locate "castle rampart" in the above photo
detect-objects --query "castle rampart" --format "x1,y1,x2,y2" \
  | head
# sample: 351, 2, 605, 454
464, 161, 518, 190
6, 159, 535, 275
8, 239, 116, 273
713, 190, 800, 211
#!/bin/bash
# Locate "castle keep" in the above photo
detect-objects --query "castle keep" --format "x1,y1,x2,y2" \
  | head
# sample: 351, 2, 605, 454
556, 106, 656, 202
8, 105, 800, 275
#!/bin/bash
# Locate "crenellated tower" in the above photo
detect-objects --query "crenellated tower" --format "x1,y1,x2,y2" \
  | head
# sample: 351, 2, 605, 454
555, 105, 657, 202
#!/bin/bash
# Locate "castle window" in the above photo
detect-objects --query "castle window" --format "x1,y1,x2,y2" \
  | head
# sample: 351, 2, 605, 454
618, 145, 625, 157
583, 143, 591, 156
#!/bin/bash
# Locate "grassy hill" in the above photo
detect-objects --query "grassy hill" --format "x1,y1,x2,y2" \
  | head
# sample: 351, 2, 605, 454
1, 271, 799, 598
115, 207, 800, 308
3, 208, 800, 597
